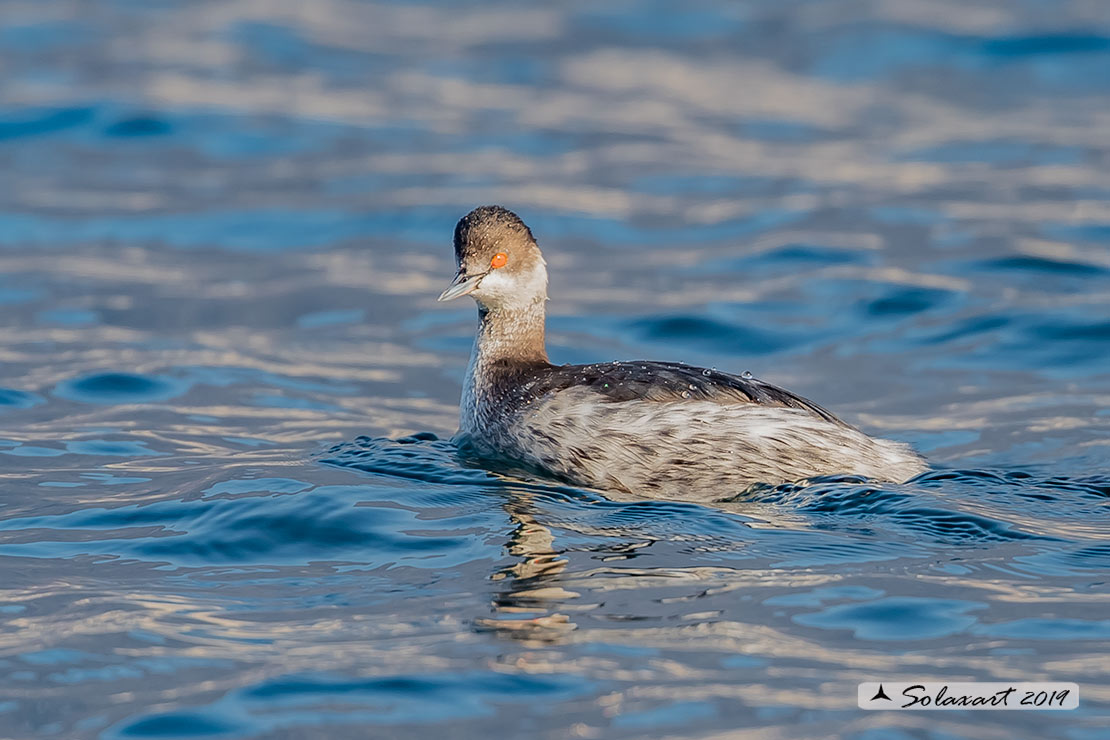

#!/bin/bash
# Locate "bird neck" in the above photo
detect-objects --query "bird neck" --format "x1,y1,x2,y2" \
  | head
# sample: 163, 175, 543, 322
473, 299, 549, 366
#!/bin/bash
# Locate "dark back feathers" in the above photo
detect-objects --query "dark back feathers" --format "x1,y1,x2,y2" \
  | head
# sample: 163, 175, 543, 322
495, 360, 848, 427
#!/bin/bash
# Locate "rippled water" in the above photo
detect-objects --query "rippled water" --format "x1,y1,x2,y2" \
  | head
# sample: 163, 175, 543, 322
2, 1, 1109, 738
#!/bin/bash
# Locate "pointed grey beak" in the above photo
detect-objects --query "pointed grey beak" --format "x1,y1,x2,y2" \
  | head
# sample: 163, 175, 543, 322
437, 271, 485, 302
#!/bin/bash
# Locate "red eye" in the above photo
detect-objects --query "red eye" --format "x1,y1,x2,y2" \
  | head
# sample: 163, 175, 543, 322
490, 252, 508, 269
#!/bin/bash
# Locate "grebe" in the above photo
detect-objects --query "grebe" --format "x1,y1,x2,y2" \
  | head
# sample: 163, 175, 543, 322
438, 205, 926, 499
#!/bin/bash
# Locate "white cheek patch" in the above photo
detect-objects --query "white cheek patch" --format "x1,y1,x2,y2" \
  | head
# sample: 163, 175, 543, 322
475, 262, 548, 311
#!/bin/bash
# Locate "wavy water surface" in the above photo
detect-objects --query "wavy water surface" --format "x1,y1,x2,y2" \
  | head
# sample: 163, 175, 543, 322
1, 1, 1109, 739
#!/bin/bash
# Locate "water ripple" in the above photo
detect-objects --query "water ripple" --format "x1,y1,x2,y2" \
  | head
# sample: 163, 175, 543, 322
2, 1, 1110, 738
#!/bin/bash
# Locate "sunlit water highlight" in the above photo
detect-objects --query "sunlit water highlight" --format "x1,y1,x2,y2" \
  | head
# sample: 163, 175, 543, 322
1, 1, 1109, 738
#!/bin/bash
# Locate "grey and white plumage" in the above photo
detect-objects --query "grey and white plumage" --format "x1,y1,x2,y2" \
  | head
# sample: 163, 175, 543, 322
438, 205, 927, 500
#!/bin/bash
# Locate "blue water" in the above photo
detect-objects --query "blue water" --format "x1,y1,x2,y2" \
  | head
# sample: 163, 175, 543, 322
1, 1, 1109, 738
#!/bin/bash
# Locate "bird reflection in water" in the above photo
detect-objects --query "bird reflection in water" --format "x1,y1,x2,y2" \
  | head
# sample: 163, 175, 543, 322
475, 487, 656, 644
477, 489, 579, 642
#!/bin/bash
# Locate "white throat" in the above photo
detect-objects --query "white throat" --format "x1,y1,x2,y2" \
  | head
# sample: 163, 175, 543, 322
472, 260, 548, 314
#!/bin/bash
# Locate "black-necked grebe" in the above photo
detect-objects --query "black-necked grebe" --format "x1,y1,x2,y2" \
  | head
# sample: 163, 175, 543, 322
438, 205, 927, 498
